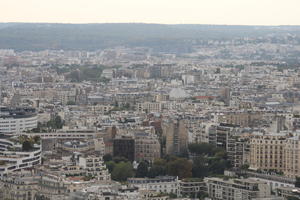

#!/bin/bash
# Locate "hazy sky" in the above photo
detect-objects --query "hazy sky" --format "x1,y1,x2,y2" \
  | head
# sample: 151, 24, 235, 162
1, 0, 300, 25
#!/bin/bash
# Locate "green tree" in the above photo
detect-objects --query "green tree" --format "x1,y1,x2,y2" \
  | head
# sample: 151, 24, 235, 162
208, 157, 230, 175
67, 100, 76, 105
22, 140, 33, 151
188, 143, 215, 156
111, 162, 134, 182
192, 156, 209, 178
105, 161, 116, 173
103, 154, 113, 162
47, 115, 64, 129
148, 158, 167, 178
166, 158, 192, 179
33, 136, 41, 144
113, 156, 129, 163
136, 161, 149, 178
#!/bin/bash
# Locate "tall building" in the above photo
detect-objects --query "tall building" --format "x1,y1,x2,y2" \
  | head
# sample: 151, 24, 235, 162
227, 135, 250, 168
163, 117, 188, 155
283, 135, 300, 178
113, 137, 135, 161
134, 132, 160, 163
208, 123, 240, 149
249, 133, 286, 172
220, 87, 231, 106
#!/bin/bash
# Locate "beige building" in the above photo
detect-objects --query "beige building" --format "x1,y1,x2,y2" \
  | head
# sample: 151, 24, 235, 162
0, 173, 39, 200
163, 118, 188, 155
249, 134, 286, 171
218, 111, 263, 128
249, 133, 300, 178
136, 102, 162, 113
134, 132, 161, 163
283, 135, 300, 178
79, 155, 111, 181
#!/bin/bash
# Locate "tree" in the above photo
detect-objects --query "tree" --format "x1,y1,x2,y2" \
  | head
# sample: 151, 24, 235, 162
295, 177, 300, 188
46, 115, 64, 129
136, 161, 149, 178
241, 164, 249, 170
148, 165, 166, 178
105, 161, 116, 173
33, 136, 41, 144
111, 162, 134, 182
103, 154, 113, 162
208, 157, 230, 175
67, 100, 76, 105
22, 140, 33, 151
188, 143, 215, 156
166, 158, 192, 179
113, 156, 129, 163
192, 156, 209, 178
148, 158, 167, 178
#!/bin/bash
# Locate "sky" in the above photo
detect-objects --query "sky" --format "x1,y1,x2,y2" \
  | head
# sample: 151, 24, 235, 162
0, 0, 300, 25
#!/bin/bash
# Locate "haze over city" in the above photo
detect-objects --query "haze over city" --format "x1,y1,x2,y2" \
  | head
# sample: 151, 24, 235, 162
1, 0, 300, 25
2, 1, 300, 200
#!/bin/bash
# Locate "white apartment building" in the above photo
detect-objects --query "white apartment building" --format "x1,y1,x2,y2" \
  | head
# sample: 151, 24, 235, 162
78, 155, 111, 181
205, 177, 271, 200
0, 135, 41, 175
0, 111, 37, 133
128, 176, 180, 197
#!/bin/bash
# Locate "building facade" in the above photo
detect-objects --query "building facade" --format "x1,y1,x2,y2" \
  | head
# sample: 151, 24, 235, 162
0, 135, 42, 175
249, 134, 286, 172
205, 177, 271, 200
0, 107, 37, 133
113, 137, 135, 161
134, 132, 161, 163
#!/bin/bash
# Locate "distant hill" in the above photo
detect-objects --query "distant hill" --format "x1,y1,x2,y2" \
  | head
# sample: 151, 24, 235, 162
0, 23, 300, 52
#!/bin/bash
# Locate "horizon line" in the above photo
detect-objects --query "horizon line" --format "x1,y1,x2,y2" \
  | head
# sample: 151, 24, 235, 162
1, 21, 300, 27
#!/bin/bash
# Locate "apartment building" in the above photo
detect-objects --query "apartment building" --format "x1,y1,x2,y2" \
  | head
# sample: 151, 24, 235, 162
136, 102, 162, 113
113, 137, 135, 161
249, 133, 286, 172
227, 135, 250, 168
283, 135, 300, 178
179, 179, 206, 198
205, 177, 271, 200
163, 117, 188, 155
0, 173, 40, 200
134, 132, 161, 163
128, 176, 180, 197
78, 155, 111, 181
276, 187, 300, 199
0, 134, 42, 175
218, 111, 263, 128
0, 107, 37, 133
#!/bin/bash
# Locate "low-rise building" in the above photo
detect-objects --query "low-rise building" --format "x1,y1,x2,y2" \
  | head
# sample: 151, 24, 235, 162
0, 107, 37, 133
128, 176, 180, 197
79, 155, 111, 181
179, 178, 206, 198
0, 134, 41, 175
205, 177, 271, 200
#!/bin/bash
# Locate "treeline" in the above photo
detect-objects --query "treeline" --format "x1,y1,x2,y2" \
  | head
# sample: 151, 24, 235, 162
29, 115, 64, 133
1, 23, 299, 52
103, 143, 231, 182
53, 64, 120, 82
